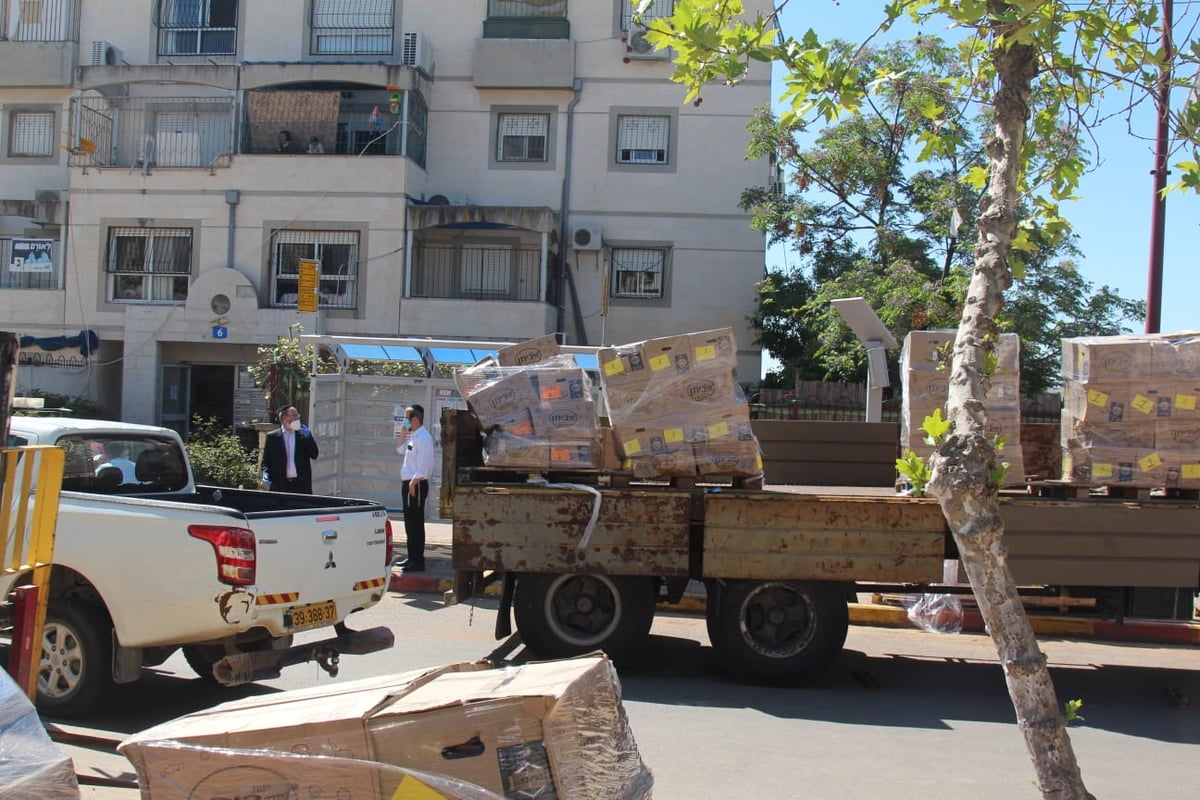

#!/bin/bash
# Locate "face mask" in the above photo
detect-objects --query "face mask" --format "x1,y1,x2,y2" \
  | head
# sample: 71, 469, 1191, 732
401, 418, 412, 431
288, 419, 302, 431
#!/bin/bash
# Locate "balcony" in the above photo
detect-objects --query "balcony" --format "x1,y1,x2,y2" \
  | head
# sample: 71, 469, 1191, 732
411, 243, 547, 302
67, 87, 427, 170
483, 0, 569, 39
0, 0, 79, 86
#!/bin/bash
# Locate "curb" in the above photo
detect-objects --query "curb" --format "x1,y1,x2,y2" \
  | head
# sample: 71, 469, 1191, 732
388, 568, 1200, 646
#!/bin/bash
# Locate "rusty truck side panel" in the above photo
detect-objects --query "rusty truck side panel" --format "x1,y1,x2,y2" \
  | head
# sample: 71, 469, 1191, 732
1000, 499, 1200, 587
702, 491, 946, 582
452, 486, 693, 576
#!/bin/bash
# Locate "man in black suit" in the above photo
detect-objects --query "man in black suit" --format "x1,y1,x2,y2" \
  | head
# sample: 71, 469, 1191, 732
262, 406, 319, 494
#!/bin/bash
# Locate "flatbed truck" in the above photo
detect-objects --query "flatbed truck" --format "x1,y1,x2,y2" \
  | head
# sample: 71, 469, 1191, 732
441, 410, 1200, 683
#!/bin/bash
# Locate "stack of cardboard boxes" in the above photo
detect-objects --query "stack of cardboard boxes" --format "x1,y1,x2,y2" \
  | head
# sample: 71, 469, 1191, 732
455, 335, 608, 470
598, 327, 761, 479
1061, 333, 1200, 489
900, 330, 1025, 485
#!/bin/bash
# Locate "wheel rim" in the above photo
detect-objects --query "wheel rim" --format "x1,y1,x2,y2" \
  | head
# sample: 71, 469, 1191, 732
736, 582, 817, 659
39, 619, 85, 700
542, 574, 622, 648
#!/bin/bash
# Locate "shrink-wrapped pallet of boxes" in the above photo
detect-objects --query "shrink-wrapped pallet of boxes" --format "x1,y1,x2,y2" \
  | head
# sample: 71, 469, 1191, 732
598, 327, 762, 480
900, 330, 1025, 485
1061, 332, 1200, 489
455, 347, 607, 470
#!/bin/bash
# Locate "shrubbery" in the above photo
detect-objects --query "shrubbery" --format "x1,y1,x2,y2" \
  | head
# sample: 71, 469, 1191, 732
186, 416, 261, 489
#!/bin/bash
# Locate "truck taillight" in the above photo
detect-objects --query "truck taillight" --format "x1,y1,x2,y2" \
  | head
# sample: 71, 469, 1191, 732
385, 518, 395, 567
189, 525, 256, 586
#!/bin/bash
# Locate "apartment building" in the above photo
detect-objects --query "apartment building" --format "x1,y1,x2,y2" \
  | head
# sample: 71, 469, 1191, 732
1, 0, 770, 431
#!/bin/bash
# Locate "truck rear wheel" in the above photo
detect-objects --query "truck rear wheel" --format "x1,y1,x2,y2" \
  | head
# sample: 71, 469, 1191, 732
38, 599, 115, 718
708, 580, 848, 684
513, 573, 656, 662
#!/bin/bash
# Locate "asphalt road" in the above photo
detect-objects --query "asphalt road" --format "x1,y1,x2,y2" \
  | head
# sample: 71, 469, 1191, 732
45, 591, 1200, 800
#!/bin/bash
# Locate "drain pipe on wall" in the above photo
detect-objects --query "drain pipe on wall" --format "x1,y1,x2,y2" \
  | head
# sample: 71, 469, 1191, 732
225, 190, 239, 269
556, 78, 586, 345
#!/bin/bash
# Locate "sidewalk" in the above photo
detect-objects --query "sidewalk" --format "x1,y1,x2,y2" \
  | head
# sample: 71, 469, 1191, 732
395, 519, 1200, 645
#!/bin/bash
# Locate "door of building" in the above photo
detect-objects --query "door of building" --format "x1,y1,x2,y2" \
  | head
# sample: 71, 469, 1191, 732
160, 364, 191, 437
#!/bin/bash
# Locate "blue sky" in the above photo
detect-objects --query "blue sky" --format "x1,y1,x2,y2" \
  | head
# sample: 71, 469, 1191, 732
763, 2, 1198, 369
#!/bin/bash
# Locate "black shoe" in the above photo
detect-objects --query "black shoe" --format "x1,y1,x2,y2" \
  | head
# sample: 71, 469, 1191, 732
403, 562, 426, 573
394, 558, 410, 568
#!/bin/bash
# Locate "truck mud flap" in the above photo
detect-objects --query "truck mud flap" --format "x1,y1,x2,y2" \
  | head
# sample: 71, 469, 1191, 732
213, 624, 395, 686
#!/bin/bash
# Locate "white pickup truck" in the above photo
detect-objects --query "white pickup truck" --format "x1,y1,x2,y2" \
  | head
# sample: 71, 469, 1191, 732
4, 417, 395, 718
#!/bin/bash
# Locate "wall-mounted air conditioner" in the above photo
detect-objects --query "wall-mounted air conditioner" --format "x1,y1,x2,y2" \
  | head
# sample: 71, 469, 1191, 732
90, 40, 124, 66
571, 224, 603, 251
625, 25, 669, 61
400, 32, 433, 76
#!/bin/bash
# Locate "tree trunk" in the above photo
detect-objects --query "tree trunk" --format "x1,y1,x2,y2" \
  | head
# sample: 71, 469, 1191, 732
925, 27, 1093, 800
0, 332, 18, 446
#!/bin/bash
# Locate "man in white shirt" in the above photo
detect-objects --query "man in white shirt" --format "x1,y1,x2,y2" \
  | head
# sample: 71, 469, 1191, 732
95, 441, 137, 483
396, 404, 435, 572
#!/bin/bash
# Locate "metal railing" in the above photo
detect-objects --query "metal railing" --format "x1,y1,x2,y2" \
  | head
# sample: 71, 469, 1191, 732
410, 243, 545, 302
1, 0, 78, 41
1, 445, 65, 699
69, 95, 235, 169
488, 0, 567, 17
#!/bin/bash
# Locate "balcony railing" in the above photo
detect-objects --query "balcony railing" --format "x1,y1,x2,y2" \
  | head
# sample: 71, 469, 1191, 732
484, 0, 568, 38
69, 96, 235, 169
68, 90, 428, 169
1, 0, 78, 41
411, 243, 544, 302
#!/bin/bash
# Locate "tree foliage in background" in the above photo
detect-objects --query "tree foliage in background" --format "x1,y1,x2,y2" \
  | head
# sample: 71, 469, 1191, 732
185, 415, 260, 488
644, 1, 1200, 796
248, 329, 337, 422
738, 37, 1145, 394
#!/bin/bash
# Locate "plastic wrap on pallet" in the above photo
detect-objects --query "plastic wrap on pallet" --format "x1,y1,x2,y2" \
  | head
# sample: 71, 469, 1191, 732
597, 328, 762, 480
119, 655, 654, 800
0, 669, 80, 800
1060, 332, 1200, 487
455, 354, 607, 469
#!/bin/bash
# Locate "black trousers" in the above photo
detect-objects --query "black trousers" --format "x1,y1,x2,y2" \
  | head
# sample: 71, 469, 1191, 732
402, 479, 428, 564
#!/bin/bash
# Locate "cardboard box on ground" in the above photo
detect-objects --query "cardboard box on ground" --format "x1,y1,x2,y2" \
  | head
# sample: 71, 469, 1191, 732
455, 328, 763, 480
119, 654, 654, 800
899, 330, 1025, 486
1061, 332, 1200, 488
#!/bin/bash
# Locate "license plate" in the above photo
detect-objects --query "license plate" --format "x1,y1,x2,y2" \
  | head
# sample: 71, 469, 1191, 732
284, 600, 337, 632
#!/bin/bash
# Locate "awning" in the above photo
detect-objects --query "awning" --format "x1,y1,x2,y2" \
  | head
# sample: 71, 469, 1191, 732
428, 347, 497, 365
338, 344, 422, 362
406, 204, 560, 238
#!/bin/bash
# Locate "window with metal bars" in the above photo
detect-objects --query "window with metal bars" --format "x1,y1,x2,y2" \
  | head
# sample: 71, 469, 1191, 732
270, 229, 359, 309
460, 245, 512, 296
616, 115, 669, 164
488, 0, 566, 18
106, 227, 192, 303
9, 111, 56, 157
157, 0, 238, 56
496, 113, 548, 162
610, 247, 665, 299
310, 0, 394, 55
620, 0, 673, 29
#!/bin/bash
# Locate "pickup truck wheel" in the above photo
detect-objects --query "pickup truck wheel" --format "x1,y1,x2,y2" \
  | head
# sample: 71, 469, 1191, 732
514, 573, 656, 662
38, 600, 114, 718
183, 634, 295, 682
709, 580, 848, 685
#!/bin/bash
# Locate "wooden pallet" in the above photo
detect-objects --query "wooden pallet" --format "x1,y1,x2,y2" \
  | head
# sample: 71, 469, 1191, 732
1026, 480, 1200, 502
456, 465, 762, 491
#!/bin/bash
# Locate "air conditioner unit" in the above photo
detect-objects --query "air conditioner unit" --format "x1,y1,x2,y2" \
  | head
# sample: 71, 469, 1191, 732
90, 40, 124, 66
571, 224, 603, 251
625, 25, 668, 61
400, 32, 433, 76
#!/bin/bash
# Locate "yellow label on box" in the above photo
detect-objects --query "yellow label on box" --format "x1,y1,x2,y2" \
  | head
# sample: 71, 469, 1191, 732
1139, 452, 1162, 472
541, 384, 563, 400
1177, 393, 1197, 411
392, 774, 451, 800
1087, 389, 1110, 408
663, 427, 684, 444
623, 439, 641, 456
649, 354, 671, 372
695, 344, 716, 362
708, 421, 730, 438
1092, 462, 1113, 478
1182, 464, 1200, 479
1131, 394, 1154, 415
603, 359, 624, 377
